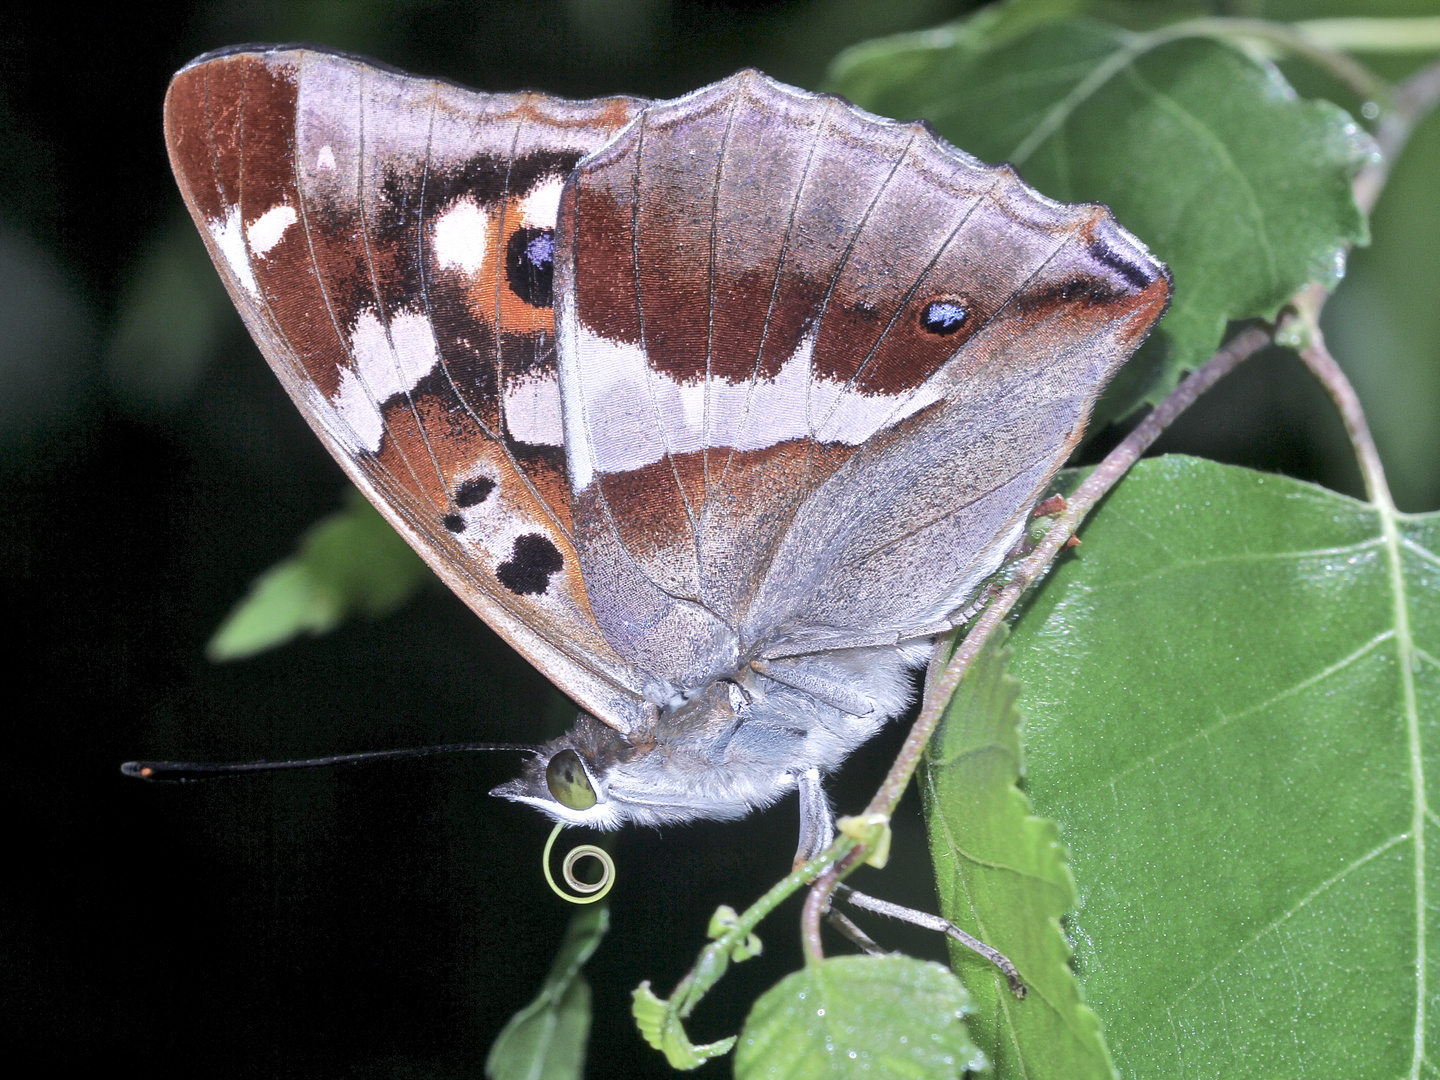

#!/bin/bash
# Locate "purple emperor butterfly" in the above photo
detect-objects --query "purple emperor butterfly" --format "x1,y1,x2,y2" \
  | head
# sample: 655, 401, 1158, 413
163, 45, 1169, 863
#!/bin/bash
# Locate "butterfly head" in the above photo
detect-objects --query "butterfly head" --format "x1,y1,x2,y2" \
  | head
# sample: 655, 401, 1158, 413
492, 647, 928, 829
490, 681, 812, 828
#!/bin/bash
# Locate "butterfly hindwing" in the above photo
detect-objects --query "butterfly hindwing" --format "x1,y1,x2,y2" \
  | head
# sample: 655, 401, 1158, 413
555, 71, 1169, 674
165, 47, 656, 731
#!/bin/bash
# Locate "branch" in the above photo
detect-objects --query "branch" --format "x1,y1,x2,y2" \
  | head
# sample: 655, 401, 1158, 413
803, 50, 1440, 964
800, 325, 1273, 962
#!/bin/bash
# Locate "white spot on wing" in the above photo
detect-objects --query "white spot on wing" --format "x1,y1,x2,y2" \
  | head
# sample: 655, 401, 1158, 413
333, 368, 384, 453
208, 205, 257, 296
316, 145, 336, 172
433, 198, 490, 274
521, 176, 565, 229
246, 205, 297, 257
560, 319, 946, 482
330, 308, 443, 453
504, 372, 565, 446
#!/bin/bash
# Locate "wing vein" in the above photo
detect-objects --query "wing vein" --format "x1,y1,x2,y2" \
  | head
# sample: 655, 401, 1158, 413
623, 111, 698, 536
416, 99, 576, 545
353, 66, 449, 513
803, 127, 921, 452
702, 87, 744, 505
809, 174, 1000, 440
711, 96, 831, 506
277, 57, 425, 508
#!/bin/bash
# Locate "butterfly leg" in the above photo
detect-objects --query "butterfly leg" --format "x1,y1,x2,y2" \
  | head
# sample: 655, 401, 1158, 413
834, 884, 1026, 998
793, 766, 835, 870
824, 907, 885, 956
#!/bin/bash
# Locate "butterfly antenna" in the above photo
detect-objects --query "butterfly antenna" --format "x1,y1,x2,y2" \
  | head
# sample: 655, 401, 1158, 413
121, 742, 542, 782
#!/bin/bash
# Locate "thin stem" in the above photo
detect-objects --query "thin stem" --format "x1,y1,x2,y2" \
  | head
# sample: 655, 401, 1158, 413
798, 326, 1275, 955
1296, 17, 1440, 56
1183, 17, 1390, 104
1305, 56, 1440, 499
1293, 299, 1393, 511
876, 326, 1269, 823
1355, 57, 1440, 217
806, 50, 1440, 953
802, 844, 866, 964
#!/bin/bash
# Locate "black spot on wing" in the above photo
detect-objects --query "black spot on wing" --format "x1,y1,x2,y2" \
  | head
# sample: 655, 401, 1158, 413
1086, 237, 1154, 290
497, 533, 563, 595
506, 227, 555, 307
455, 475, 495, 507
409, 150, 580, 216
443, 512, 465, 533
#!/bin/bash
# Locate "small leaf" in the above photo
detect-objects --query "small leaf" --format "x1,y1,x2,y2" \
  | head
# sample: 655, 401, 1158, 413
836, 812, 893, 868
708, 905, 763, 961
207, 487, 430, 661
632, 982, 737, 1070
829, 5, 1371, 417
1005, 456, 1439, 1076
735, 955, 982, 1080
485, 906, 609, 1080
923, 624, 1114, 1080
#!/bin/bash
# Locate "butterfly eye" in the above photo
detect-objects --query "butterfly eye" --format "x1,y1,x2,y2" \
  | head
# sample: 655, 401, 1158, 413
920, 299, 967, 335
546, 749, 597, 810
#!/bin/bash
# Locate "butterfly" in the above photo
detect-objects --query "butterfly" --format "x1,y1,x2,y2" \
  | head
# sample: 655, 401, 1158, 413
164, 45, 1169, 864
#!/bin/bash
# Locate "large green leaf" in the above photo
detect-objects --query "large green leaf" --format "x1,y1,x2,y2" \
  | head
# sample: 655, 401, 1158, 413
207, 486, 430, 661
828, 4, 1371, 417
734, 955, 983, 1080
971, 454, 1436, 1077
922, 624, 1113, 1079
486, 906, 609, 1080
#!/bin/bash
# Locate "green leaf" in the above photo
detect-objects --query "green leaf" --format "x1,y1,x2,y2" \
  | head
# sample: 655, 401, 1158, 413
207, 486, 430, 661
485, 906, 609, 1080
922, 624, 1114, 1080
735, 955, 983, 1080
632, 982, 737, 1070
1001, 455, 1438, 1077
829, 5, 1371, 417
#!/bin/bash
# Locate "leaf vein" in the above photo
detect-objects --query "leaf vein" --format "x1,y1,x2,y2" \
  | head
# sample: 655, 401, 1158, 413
1083, 629, 1394, 794
1402, 535, 1440, 571
1111, 536, 1385, 588
1119, 65, 1279, 289
1169, 832, 1410, 1009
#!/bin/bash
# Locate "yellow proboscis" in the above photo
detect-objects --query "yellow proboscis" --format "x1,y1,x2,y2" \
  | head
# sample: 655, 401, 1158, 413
542, 822, 616, 905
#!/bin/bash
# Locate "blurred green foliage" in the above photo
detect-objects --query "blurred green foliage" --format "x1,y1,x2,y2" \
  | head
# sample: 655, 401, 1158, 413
486, 906, 609, 1080
207, 486, 430, 661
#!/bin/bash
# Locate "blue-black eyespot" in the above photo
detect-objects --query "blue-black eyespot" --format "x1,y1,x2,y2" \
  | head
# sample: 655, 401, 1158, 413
546, 748, 597, 810
506, 227, 555, 307
921, 299, 967, 335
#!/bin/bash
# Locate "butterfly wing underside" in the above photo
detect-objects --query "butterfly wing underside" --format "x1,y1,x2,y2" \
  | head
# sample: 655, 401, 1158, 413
554, 71, 1169, 677
165, 47, 656, 732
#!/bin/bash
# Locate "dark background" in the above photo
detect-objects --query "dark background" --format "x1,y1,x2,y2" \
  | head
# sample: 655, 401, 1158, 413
3, 1, 1437, 1076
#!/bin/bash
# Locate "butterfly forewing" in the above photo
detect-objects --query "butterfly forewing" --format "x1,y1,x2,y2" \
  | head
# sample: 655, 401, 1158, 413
165, 47, 655, 732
